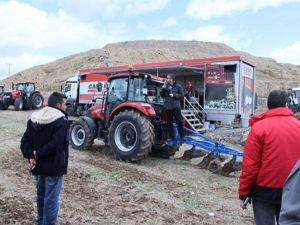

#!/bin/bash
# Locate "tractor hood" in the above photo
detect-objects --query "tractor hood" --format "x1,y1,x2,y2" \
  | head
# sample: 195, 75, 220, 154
4, 89, 22, 99
31, 106, 65, 130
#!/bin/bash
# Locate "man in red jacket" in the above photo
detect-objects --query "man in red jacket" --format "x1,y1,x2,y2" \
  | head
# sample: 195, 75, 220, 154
238, 90, 300, 225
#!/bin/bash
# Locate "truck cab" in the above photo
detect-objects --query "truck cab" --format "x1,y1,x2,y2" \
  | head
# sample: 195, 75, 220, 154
63, 76, 78, 99
63, 76, 78, 116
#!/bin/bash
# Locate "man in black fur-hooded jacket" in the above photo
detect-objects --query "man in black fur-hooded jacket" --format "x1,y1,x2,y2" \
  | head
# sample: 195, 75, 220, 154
21, 92, 69, 225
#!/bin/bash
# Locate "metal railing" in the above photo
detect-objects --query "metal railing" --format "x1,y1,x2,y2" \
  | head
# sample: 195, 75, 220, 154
182, 96, 207, 131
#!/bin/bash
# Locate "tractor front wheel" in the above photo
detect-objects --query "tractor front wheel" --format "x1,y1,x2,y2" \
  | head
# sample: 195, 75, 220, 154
70, 119, 94, 150
0, 102, 8, 110
14, 97, 23, 111
31, 93, 44, 109
108, 110, 154, 161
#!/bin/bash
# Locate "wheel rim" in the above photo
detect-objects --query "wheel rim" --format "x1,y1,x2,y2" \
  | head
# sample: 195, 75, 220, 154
115, 121, 137, 152
71, 124, 86, 146
34, 96, 42, 108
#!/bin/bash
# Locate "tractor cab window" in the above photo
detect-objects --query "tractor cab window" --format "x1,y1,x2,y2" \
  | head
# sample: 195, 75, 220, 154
16, 84, 25, 91
65, 83, 72, 93
25, 83, 35, 93
0, 87, 3, 93
107, 78, 128, 103
128, 77, 147, 102
146, 80, 164, 104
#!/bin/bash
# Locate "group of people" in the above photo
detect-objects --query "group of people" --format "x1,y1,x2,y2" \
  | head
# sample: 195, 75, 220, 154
20, 75, 300, 225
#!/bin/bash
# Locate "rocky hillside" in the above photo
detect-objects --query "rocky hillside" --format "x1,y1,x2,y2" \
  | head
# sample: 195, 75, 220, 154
1, 40, 300, 98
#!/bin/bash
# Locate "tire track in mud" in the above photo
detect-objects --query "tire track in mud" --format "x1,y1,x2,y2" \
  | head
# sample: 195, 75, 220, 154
70, 149, 255, 225
80, 151, 184, 188
65, 150, 223, 225
61, 152, 210, 225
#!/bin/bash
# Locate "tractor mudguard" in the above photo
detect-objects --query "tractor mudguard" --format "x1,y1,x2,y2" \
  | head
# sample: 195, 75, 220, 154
81, 116, 98, 139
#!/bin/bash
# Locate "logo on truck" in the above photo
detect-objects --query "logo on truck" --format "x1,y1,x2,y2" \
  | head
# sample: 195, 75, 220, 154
88, 83, 103, 91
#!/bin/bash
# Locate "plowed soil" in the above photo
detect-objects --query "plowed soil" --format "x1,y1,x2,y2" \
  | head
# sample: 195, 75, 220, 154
0, 109, 254, 225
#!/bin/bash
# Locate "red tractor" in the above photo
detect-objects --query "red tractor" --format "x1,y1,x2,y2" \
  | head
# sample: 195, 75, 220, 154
70, 72, 169, 161
0, 81, 44, 111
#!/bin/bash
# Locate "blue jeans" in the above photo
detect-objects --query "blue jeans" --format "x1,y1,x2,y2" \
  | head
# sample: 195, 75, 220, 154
35, 175, 64, 225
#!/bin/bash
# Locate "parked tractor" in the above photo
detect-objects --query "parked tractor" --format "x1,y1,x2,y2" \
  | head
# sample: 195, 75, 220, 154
0, 81, 44, 111
70, 72, 168, 160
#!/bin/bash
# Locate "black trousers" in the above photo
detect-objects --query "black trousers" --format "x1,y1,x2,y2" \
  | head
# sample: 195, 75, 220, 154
166, 107, 184, 139
253, 200, 281, 225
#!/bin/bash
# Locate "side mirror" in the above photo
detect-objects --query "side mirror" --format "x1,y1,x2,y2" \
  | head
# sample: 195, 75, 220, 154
11, 82, 14, 90
61, 84, 63, 92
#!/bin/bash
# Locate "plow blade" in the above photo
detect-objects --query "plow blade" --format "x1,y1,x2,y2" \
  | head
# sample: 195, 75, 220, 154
168, 127, 244, 175
191, 152, 213, 169
174, 144, 194, 160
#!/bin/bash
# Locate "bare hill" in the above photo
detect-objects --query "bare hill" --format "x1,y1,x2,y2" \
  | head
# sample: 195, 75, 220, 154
1, 40, 300, 98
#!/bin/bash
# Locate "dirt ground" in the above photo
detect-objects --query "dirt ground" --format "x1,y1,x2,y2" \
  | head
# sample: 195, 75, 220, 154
0, 108, 255, 225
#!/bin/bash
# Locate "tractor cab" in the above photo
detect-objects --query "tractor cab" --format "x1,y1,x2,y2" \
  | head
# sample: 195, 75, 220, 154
104, 72, 165, 121
15, 82, 36, 97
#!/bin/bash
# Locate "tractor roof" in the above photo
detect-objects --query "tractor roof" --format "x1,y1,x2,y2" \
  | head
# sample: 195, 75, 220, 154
16, 81, 37, 85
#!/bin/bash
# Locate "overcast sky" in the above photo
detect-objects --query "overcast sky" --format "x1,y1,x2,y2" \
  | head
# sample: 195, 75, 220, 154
0, 0, 300, 80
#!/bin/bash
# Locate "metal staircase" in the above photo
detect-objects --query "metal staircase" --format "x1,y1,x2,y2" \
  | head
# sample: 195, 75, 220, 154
182, 96, 207, 133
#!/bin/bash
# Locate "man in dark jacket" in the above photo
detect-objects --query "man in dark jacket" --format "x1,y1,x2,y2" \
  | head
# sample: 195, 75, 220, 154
21, 92, 69, 225
238, 90, 300, 225
160, 73, 184, 140
279, 159, 300, 225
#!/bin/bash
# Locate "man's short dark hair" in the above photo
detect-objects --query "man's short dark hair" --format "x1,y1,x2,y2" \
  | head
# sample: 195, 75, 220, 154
167, 73, 176, 81
267, 90, 288, 109
48, 92, 67, 107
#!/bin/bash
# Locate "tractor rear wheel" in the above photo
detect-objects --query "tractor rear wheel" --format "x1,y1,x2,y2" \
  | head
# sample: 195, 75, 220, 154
108, 110, 154, 161
31, 93, 44, 109
14, 97, 23, 111
70, 119, 94, 150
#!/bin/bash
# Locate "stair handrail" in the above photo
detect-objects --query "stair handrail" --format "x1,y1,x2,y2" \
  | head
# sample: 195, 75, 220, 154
183, 96, 207, 126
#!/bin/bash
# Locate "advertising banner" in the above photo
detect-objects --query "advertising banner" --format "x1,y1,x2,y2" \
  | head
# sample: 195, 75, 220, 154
204, 64, 236, 110
241, 63, 254, 115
